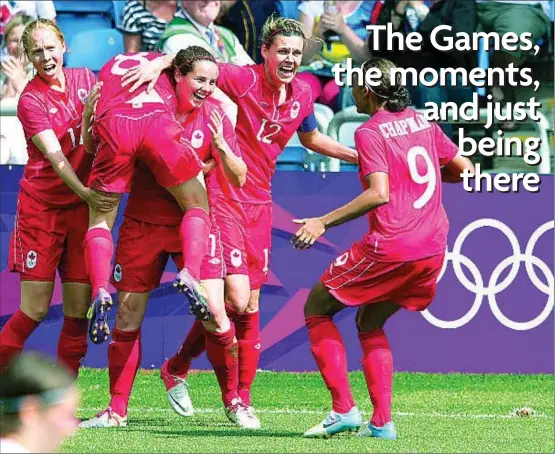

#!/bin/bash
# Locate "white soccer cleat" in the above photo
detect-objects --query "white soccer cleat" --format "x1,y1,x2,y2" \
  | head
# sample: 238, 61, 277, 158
160, 360, 194, 417
303, 406, 362, 438
224, 398, 261, 429
78, 407, 127, 429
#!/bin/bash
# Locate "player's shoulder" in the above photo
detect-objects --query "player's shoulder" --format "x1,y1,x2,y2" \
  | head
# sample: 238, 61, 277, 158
18, 75, 44, 106
290, 75, 314, 103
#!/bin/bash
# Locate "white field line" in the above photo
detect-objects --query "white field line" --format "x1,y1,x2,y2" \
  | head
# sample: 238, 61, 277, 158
77, 407, 552, 420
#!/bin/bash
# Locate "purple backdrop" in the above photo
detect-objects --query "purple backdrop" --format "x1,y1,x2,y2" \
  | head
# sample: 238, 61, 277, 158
1, 167, 553, 373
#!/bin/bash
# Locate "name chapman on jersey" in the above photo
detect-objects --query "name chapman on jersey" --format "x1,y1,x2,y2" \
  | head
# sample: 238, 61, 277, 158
378, 113, 431, 139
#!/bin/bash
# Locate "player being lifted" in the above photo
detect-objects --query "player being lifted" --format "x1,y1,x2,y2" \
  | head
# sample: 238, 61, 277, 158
292, 58, 474, 440
0, 19, 110, 374
122, 15, 359, 426
79, 47, 257, 429
84, 50, 216, 345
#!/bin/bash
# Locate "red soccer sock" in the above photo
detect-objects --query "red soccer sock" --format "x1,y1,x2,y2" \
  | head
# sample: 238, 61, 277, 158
0, 309, 39, 370
306, 315, 356, 414
359, 329, 393, 427
168, 319, 206, 376
205, 325, 239, 407
179, 207, 211, 280
108, 328, 141, 417
84, 228, 114, 296
225, 304, 239, 323
57, 316, 88, 377
235, 311, 260, 406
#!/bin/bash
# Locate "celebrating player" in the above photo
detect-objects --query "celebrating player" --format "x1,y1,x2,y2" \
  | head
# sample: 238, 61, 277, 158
292, 57, 475, 439
122, 15, 359, 426
0, 19, 109, 375
79, 46, 257, 429
83, 50, 217, 346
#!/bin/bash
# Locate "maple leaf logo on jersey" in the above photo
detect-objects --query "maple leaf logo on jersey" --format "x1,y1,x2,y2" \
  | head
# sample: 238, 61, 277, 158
26, 250, 37, 269
230, 249, 242, 268
191, 130, 204, 149
291, 101, 300, 119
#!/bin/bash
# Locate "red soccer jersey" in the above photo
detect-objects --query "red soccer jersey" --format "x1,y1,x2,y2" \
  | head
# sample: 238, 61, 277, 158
17, 68, 96, 208
96, 52, 177, 118
355, 108, 458, 262
124, 98, 242, 226
217, 63, 317, 204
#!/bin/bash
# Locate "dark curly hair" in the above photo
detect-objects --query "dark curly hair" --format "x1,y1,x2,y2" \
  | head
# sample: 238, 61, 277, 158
173, 45, 217, 76
361, 57, 411, 112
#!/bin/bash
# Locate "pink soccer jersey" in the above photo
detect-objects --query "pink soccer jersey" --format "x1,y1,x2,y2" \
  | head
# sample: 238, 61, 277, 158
96, 52, 177, 118
17, 67, 96, 208
124, 98, 243, 227
216, 63, 318, 204
355, 108, 458, 262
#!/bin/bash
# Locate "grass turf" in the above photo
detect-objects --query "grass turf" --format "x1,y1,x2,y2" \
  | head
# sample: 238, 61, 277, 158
63, 369, 554, 453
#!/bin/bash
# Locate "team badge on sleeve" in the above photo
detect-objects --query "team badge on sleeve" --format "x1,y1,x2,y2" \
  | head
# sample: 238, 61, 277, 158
291, 101, 300, 119
26, 250, 37, 269
113, 263, 123, 282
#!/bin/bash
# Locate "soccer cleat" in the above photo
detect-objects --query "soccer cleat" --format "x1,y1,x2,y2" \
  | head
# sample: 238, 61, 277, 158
173, 268, 211, 322
303, 406, 362, 438
78, 407, 127, 428
87, 288, 113, 344
160, 360, 194, 417
357, 421, 398, 440
224, 398, 261, 429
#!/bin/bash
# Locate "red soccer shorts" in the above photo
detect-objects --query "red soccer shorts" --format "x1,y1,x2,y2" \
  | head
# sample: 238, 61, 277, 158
242, 203, 272, 291
321, 241, 445, 311
8, 189, 89, 283
211, 202, 248, 277
89, 107, 203, 194
111, 215, 224, 293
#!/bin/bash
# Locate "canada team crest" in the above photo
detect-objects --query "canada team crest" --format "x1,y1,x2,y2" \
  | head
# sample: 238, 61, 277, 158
26, 250, 37, 269
230, 249, 242, 268
113, 263, 123, 282
191, 130, 204, 149
291, 101, 300, 119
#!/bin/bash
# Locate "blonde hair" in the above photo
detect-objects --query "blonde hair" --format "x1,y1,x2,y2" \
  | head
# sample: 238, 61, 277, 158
3, 14, 32, 50
22, 18, 66, 58
261, 15, 307, 48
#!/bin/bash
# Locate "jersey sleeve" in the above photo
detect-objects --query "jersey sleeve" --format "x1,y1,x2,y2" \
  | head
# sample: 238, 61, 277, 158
298, 111, 318, 133
17, 92, 51, 139
355, 127, 388, 176
433, 123, 458, 166
217, 63, 256, 99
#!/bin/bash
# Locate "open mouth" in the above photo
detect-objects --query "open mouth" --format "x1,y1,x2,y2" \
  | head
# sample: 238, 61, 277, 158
43, 63, 56, 73
278, 65, 295, 79
192, 92, 207, 104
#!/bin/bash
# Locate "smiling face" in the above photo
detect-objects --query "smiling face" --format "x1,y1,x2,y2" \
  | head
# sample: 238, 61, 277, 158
26, 27, 65, 82
5, 24, 24, 58
261, 35, 304, 88
182, 0, 221, 27
174, 59, 219, 112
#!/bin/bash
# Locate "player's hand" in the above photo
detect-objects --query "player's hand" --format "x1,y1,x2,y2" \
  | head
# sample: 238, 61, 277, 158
320, 11, 347, 35
292, 217, 326, 250
203, 158, 218, 174
1, 56, 26, 82
121, 58, 165, 93
84, 82, 103, 119
207, 109, 225, 150
81, 187, 119, 213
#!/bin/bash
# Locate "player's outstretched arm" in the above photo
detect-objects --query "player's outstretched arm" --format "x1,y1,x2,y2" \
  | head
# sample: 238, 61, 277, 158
31, 131, 118, 213
121, 53, 176, 93
441, 153, 475, 183
292, 172, 389, 250
298, 129, 358, 164
81, 82, 102, 155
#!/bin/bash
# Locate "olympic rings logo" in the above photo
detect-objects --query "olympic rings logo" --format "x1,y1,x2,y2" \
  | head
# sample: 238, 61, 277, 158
422, 219, 554, 331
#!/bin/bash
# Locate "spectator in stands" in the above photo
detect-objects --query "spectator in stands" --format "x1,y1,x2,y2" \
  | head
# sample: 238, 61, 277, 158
159, 0, 252, 65
120, 0, 178, 52
0, 352, 78, 453
216, 0, 280, 63
0, 1, 56, 34
297, 0, 379, 110
369, 0, 477, 136
0, 14, 32, 165
477, 0, 551, 130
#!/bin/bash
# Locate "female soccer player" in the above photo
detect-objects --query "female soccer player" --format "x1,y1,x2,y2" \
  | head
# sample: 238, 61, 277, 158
79, 46, 257, 429
122, 15, 359, 426
292, 57, 475, 440
0, 19, 110, 375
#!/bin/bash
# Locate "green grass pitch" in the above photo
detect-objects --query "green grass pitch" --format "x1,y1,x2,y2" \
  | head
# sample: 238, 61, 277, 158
63, 369, 554, 453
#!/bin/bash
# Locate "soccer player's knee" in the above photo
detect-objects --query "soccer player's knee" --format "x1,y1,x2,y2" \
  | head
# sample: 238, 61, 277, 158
226, 290, 249, 313
245, 292, 260, 313
27, 305, 49, 323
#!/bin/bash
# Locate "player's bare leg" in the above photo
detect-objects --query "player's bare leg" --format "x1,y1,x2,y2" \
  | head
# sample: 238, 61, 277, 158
58, 282, 91, 376
84, 193, 121, 344
80, 291, 148, 428
0, 281, 53, 370
355, 302, 400, 441
303, 282, 362, 438
167, 178, 212, 322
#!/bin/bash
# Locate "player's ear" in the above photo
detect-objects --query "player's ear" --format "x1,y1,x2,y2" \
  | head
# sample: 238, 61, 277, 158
174, 68, 183, 83
261, 43, 269, 60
